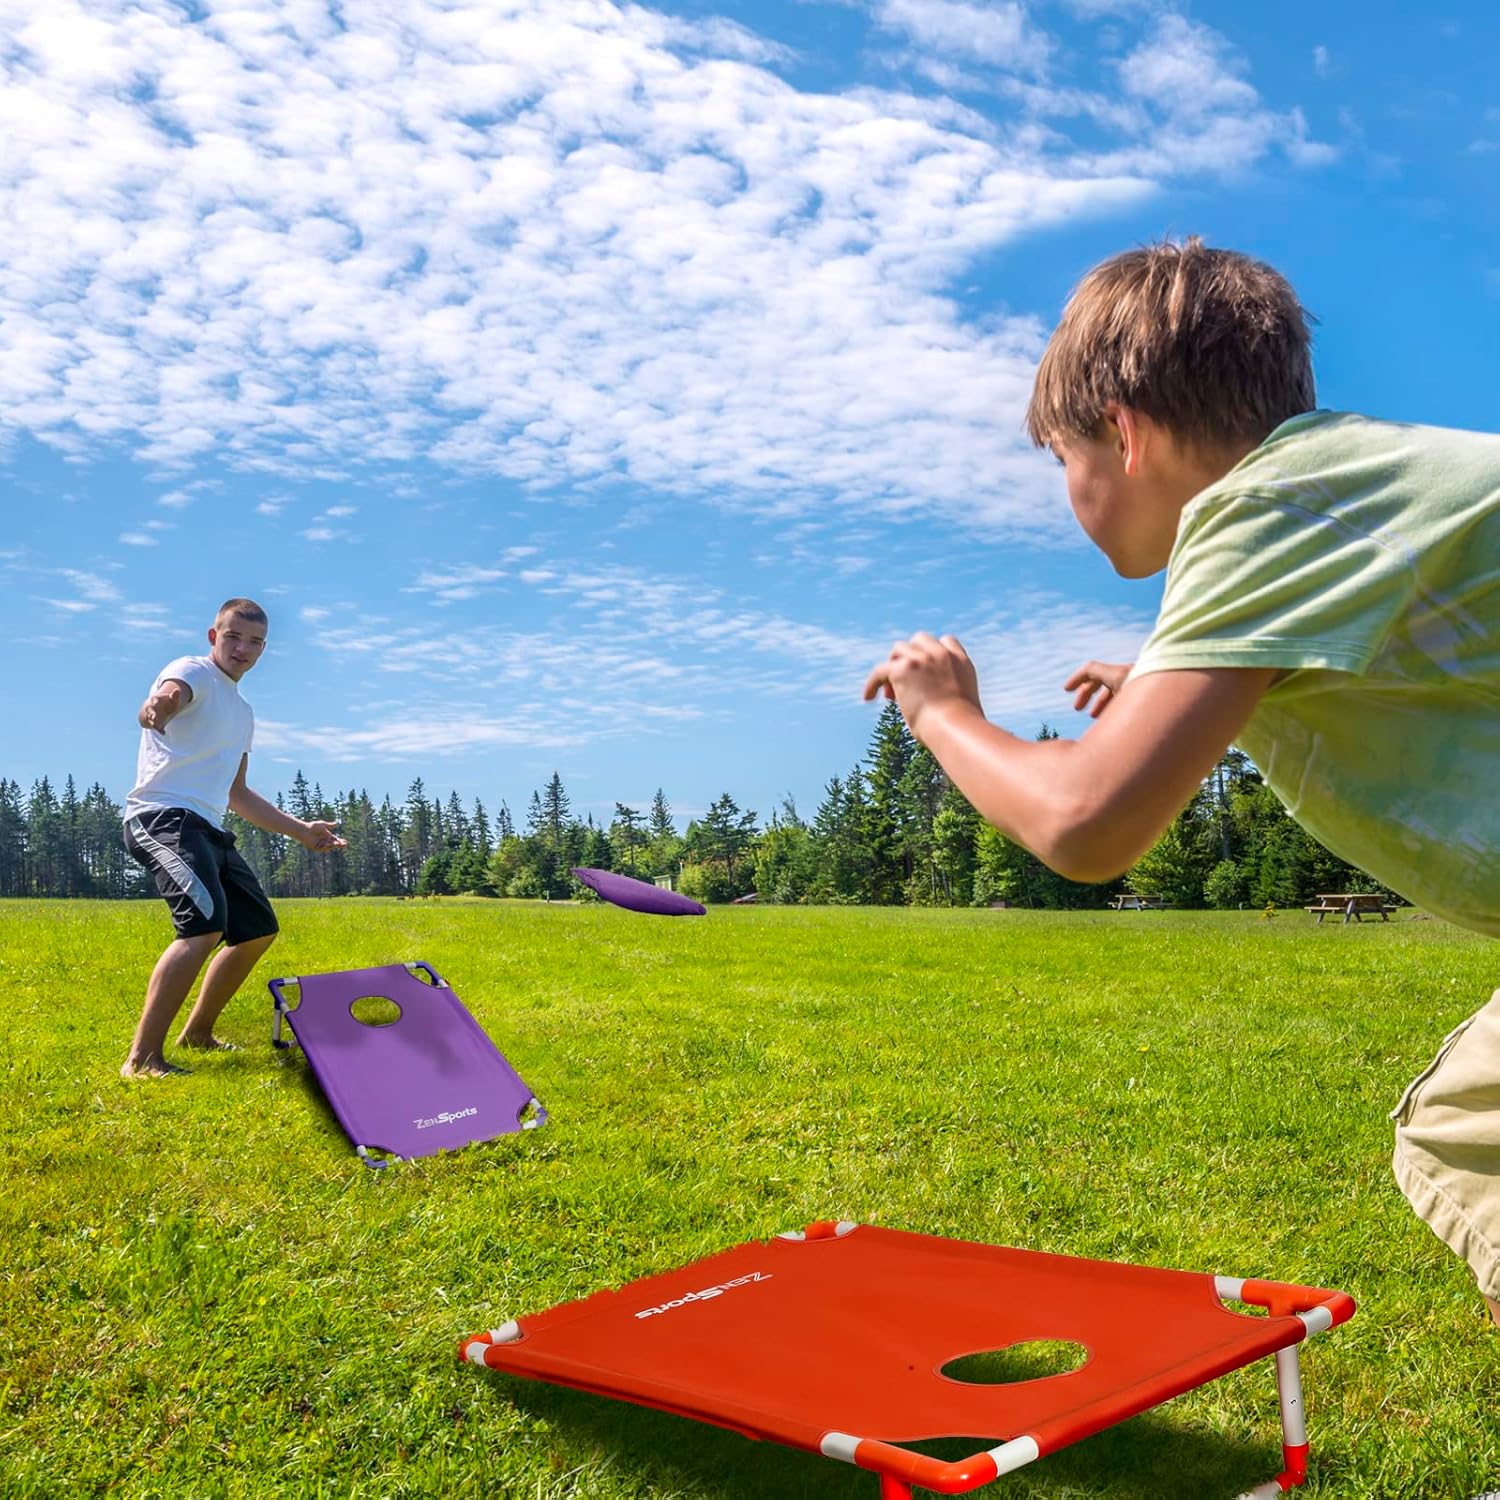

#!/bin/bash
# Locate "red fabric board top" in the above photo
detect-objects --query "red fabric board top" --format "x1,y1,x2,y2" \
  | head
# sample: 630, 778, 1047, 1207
471, 1225, 1331, 1457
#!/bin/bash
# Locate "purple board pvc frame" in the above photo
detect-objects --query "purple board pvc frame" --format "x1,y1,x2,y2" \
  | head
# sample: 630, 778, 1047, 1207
572, 866, 706, 916
269, 961, 546, 1169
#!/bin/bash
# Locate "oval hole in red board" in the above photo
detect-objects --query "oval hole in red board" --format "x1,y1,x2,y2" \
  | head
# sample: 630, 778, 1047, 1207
940, 1340, 1089, 1385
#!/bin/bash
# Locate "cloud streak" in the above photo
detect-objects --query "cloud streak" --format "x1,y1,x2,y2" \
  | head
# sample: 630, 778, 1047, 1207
0, 0, 1326, 540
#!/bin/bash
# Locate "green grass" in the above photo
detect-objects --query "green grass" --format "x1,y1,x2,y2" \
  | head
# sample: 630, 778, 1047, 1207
3, 899, 1498, 1497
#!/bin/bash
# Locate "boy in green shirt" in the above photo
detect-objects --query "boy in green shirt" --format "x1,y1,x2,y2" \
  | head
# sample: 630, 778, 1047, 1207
864, 238, 1500, 1326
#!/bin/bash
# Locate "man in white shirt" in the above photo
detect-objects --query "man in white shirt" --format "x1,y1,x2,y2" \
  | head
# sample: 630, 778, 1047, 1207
121, 598, 344, 1079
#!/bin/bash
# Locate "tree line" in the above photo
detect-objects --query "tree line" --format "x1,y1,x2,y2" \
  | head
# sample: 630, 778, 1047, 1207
0, 706, 1391, 909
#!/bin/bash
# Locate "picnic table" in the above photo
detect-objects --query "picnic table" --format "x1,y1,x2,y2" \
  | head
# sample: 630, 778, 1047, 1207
1109, 894, 1167, 911
1304, 892, 1396, 924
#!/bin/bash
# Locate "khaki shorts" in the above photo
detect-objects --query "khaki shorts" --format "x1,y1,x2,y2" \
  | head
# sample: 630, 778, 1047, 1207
1391, 989, 1500, 1301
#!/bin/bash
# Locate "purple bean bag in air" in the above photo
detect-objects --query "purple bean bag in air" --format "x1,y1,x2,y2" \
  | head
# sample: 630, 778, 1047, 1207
572, 866, 706, 916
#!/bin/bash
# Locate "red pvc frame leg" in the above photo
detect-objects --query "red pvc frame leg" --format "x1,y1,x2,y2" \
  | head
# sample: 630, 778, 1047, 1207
879, 1475, 915, 1500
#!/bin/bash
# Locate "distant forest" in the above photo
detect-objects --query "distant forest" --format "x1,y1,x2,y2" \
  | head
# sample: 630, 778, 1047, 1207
1, 705, 1389, 909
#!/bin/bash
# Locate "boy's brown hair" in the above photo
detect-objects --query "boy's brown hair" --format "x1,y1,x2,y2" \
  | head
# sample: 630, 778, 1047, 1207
1025, 237, 1315, 453
216, 597, 268, 627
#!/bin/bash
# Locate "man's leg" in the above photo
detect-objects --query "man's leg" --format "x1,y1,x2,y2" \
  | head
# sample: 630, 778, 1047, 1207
122, 932, 222, 1077
176, 932, 276, 1048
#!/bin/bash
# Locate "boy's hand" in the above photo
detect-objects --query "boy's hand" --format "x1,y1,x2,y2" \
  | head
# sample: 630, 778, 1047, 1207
862, 631, 984, 740
1064, 660, 1133, 718
297, 820, 347, 853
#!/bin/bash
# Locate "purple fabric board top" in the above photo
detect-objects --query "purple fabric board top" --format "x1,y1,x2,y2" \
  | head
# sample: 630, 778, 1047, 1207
270, 962, 544, 1162
572, 866, 706, 916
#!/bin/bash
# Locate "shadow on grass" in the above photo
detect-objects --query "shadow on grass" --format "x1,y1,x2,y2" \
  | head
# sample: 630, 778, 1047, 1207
481, 1374, 1285, 1498
264, 1047, 357, 1151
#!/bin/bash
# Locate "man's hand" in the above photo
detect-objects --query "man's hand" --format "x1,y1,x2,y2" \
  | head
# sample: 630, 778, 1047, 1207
297, 820, 347, 853
1064, 660, 1133, 719
138, 679, 190, 732
862, 631, 984, 740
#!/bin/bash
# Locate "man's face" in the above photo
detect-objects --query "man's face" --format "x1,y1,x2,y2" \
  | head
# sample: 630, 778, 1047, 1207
208, 613, 267, 681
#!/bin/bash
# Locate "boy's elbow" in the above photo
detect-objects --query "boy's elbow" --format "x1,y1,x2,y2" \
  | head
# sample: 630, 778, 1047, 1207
1032, 795, 1141, 886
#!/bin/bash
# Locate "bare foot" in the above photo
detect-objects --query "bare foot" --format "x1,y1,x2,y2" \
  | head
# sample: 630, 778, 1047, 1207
121, 1058, 191, 1080
1486, 1295, 1499, 1329
175, 1035, 242, 1052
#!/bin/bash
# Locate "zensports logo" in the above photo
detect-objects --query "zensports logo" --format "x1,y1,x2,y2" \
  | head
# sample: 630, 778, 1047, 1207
633, 1271, 772, 1319
413, 1106, 479, 1129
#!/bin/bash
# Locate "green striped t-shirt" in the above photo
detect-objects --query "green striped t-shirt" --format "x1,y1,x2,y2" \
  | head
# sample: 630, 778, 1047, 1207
1133, 411, 1500, 937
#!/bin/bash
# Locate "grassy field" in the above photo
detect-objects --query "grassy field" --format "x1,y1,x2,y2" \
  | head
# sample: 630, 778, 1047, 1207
3, 898, 1498, 1498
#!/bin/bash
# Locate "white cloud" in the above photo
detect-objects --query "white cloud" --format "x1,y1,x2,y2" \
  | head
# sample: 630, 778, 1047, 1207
122, 602, 170, 630
407, 562, 512, 601
1065, 15, 1335, 176
260, 547, 1153, 760
119, 530, 157, 546
871, 0, 1051, 73
0, 0, 1327, 538
300, 606, 331, 622
325, 504, 357, 518
59, 568, 120, 601
1312, 44, 1330, 77
302, 526, 339, 542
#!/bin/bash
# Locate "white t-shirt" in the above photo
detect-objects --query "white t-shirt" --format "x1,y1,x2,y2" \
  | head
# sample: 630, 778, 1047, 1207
124, 655, 255, 830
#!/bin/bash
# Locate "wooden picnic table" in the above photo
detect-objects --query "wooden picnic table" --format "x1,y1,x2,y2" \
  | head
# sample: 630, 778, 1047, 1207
1304, 892, 1395, 924
1109, 894, 1167, 911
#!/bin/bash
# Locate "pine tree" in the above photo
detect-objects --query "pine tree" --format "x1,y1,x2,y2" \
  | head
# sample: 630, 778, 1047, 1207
930, 780, 979, 906
399, 778, 432, 892
494, 801, 515, 842
897, 744, 947, 904
610, 803, 645, 874
541, 773, 570, 848
26, 777, 61, 896
470, 799, 492, 860
0, 779, 25, 897
445, 790, 469, 847
646, 788, 680, 879
865, 703, 916, 902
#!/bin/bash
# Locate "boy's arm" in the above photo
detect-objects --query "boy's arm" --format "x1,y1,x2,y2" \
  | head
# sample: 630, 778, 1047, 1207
227, 756, 346, 852
863, 633, 1274, 884
138, 677, 192, 732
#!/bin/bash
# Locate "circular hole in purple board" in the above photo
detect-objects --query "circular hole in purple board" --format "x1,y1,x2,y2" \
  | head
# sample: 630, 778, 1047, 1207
940, 1340, 1089, 1384
350, 995, 403, 1027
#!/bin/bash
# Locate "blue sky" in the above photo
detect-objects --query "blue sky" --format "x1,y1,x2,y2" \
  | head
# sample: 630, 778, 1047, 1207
3, 0, 1497, 830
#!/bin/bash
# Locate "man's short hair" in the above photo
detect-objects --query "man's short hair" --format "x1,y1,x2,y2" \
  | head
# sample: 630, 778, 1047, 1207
1025, 237, 1316, 452
216, 597, 268, 627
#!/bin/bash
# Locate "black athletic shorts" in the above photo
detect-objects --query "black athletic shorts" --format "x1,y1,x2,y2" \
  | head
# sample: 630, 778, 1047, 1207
123, 807, 279, 945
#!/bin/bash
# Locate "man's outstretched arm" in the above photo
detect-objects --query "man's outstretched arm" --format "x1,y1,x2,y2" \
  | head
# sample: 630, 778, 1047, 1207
227, 757, 345, 851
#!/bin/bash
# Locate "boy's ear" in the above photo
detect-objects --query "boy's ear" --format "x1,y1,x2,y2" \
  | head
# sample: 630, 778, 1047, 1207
1105, 403, 1146, 477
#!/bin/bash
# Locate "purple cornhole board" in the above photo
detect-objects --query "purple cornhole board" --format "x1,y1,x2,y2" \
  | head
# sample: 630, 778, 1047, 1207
269, 961, 545, 1168
572, 866, 706, 916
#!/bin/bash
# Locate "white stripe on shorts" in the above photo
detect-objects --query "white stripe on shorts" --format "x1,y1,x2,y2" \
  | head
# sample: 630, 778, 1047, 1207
128, 816, 215, 922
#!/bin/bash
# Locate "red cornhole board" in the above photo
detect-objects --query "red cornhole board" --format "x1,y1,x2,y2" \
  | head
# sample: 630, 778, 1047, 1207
461, 1222, 1355, 1498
